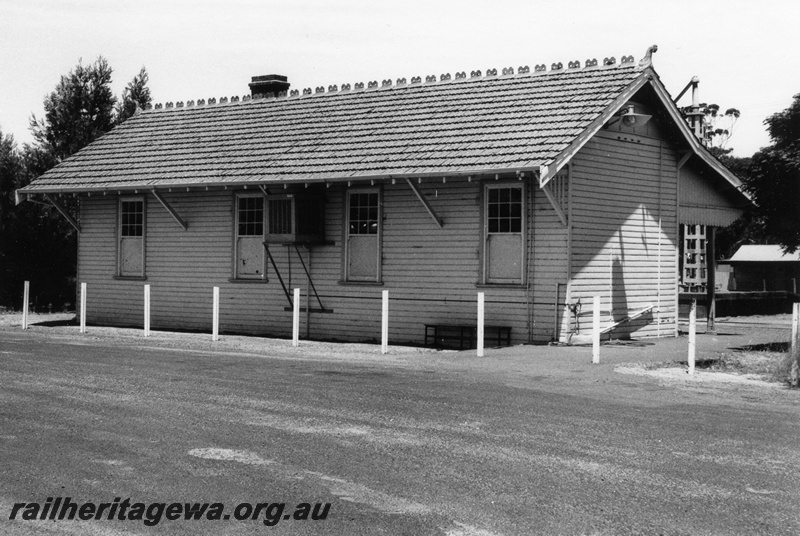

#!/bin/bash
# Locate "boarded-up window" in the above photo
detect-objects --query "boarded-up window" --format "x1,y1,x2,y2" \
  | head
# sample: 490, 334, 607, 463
236, 195, 265, 278
268, 198, 293, 235
485, 184, 525, 284
346, 190, 380, 281
119, 197, 144, 276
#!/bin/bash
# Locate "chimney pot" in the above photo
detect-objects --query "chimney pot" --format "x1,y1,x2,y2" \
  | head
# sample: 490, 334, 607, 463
249, 74, 290, 99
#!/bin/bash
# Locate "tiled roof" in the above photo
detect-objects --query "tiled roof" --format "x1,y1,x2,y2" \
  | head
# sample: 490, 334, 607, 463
21, 61, 647, 192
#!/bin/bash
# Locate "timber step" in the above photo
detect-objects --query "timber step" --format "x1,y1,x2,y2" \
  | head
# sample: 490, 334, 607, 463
424, 324, 512, 350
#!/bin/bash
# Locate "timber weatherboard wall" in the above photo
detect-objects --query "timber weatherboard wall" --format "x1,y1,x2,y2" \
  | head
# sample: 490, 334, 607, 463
566, 128, 679, 340
78, 177, 563, 344
75, 133, 692, 344
679, 163, 743, 227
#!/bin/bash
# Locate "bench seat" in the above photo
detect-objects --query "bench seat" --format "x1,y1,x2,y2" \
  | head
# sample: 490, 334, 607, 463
424, 324, 511, 350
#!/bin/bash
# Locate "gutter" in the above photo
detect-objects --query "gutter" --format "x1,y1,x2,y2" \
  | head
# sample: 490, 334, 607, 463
15, 165, 545, 204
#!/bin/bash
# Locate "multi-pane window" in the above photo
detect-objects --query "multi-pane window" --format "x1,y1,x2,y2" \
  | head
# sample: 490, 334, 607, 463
484, 184, 525, 284
345, 190, 380, 281
121, 200, 144, 237
487, 187, 523, 234
118, 197, 145, 276
238, 196, 264, 236
349, 192, 379, 235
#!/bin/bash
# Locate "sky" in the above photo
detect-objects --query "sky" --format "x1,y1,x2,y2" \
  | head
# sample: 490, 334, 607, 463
1, 0, 799, 157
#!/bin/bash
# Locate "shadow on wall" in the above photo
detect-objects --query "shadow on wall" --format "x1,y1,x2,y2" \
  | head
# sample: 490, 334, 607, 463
609, 254, 655, 339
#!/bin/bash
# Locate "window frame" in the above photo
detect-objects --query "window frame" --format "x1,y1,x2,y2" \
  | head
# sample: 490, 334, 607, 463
343, 187, 382, 283
117, 195, 146, 278
481, 182, 527, 285
233, 192, 267, 280
265, 194, 296, 244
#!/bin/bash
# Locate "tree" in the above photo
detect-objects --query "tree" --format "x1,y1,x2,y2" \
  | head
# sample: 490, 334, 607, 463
744, 93, 800, 253
712, 151, 758, 260
701, 103, 740, 150
0, 132, 76, 309
0, 129, 22, 306
115, 67, 152, 124
29, 56, 117, 161
2, 57, 152, 310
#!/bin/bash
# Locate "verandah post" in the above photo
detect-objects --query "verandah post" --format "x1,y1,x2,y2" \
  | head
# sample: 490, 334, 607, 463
688, 299, 697, 374
477, 292, 485, 357
212, 286, 219, 341
292, 288, 300, 347
80, 282, 87, 334
22, 281, 29, 330
381, 290, 389, 354
144, 284, 151, 337
592, 295, 600, 364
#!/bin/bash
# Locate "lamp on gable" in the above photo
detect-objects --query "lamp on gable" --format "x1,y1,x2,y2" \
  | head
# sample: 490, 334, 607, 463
607, 103, 652, 129
620, 104, 652, 127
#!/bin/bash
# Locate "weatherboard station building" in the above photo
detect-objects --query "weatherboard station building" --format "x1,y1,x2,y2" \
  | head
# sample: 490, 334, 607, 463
17, 46, 750, 346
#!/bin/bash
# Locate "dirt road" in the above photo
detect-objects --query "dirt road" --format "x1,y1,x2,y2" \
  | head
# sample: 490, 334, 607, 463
1, 316, 799, 535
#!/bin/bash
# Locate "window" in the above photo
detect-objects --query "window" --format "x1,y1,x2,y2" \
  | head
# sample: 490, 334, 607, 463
118, 197, 145, 277
268, 198, 293, 237
235, 194, 265, 279
484, 184, 525, 284
345, 189, 380, 281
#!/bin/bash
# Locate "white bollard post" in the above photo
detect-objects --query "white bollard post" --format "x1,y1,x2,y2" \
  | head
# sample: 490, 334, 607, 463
381, 290, 389, 354
212, 286, 219, 341
144, 284, 151, 337
80, 282, 87, 334
592, 295, 600, 364
791, 302, 800, 386
292, 288, 300, 347
477, 292, 485, 357
688, 299, 696, 374
791, 302, 799, 356
22, 281, 29, 330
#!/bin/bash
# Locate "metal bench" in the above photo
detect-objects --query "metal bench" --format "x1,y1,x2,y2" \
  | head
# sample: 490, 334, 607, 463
424, 324, 512, 350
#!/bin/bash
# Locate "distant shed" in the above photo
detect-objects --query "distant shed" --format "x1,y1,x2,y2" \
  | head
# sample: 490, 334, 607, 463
722, 245, 800, 293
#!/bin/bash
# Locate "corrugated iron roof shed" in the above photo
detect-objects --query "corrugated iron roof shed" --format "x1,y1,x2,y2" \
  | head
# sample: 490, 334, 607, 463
726, 245, 800, 263
20, 62, 646, 193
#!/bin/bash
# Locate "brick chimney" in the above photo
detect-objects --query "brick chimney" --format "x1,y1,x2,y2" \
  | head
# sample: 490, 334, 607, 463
249, 74, 290, 98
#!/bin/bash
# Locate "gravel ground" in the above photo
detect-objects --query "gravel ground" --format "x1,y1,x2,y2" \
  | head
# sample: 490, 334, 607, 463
2, 312, 799, 535
2, 311, 796, 393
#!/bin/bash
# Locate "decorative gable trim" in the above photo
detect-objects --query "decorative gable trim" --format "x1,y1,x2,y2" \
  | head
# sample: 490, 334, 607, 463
538, 73, 650, 188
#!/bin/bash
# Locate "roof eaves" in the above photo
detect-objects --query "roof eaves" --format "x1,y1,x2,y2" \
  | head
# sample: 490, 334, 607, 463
15, 164, 545, 202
